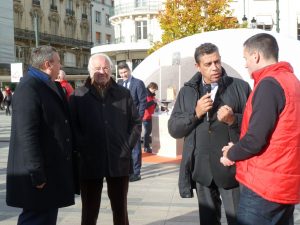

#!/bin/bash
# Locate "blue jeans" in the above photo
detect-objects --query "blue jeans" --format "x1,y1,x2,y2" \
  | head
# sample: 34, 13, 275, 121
143, 120, 152, 149
131, 138, 141, 175
237, 185, 294, 225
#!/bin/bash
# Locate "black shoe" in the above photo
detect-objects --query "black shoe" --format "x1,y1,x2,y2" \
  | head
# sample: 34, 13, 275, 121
129, 174, 141, 182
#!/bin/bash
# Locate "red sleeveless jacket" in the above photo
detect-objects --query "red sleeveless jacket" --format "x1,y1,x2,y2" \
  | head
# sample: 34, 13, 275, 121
236, 62, 300, 204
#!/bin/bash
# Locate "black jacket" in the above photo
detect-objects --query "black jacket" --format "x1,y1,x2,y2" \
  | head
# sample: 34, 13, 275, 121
6, 71, 75, 210
168, 70, 251, 198
69, 78, 142, 179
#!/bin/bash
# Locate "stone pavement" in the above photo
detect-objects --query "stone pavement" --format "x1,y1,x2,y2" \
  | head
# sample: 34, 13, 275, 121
0, 110, 300, 225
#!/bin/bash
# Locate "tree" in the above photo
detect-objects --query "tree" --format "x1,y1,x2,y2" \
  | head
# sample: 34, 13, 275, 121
149, 0, 238, 53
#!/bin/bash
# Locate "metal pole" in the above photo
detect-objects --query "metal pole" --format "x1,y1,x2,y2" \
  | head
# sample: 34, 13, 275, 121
90, 3, 93, 44
34, 13, 39, 47
276, 0, 280, 33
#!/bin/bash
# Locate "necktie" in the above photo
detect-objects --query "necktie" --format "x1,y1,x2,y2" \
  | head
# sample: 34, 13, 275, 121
124, 80, 128, 89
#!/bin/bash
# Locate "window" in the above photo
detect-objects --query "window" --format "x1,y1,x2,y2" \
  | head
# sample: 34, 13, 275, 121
105, 14, 110, 26
96, 32, 101, 44
106, 34, 111, 44
135, 0, 146, 7
67, 0, 73, 10
96, 11, 101, 23
82, 3, 87, 14
136, 21, 147, 40
298, 16, 300, 40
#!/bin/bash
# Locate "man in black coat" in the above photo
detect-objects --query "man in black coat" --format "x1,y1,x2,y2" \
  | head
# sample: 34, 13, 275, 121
6, 46, 75, 225
168, 43, 251, 225
69, 53, 141, 225
117, 62, 147, 182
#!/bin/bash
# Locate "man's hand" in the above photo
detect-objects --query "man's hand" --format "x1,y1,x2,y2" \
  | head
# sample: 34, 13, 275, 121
36, 183, 46, 189
195, 93, 213, 119
220, 142, 235, 166
217, 105, 235, 125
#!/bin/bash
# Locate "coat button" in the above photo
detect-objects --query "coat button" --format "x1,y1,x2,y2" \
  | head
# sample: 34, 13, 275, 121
65, 119, 68, 124
66, 138, 70, 142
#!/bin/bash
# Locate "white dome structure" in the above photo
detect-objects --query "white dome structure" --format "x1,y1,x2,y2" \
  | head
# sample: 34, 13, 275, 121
133, 28, 300, 100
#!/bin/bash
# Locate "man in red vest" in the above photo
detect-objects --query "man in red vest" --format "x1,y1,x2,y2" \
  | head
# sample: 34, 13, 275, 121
221, 33, 300, 225
57, 70, 74, 100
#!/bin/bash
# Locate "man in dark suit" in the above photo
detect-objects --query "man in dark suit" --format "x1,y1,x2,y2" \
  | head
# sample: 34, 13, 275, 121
168, 43, 251, 225
70, 53, 141, 225
6, 46, 75, 225
117, 62, 147, 182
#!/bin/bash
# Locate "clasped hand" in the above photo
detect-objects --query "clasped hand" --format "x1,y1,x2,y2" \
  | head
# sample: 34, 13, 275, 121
220, 142, 235, 167
217, 105, 235, 125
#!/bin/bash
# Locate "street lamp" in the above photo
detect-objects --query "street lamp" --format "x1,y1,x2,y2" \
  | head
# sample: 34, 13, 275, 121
250, 17, 257, 29
276, 0, 280, 33
242, 0, 247, 26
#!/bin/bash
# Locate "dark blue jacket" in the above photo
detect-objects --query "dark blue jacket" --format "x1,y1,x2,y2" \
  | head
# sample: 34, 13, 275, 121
118, 76, 147, 118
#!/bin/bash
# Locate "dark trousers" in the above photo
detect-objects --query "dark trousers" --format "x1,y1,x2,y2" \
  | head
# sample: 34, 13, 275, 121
237, 185, 294, 225
132, 138, 142, 175
17, 208, 58, 225
5, 101, 11, 115
143, 120, 152, 149
196, 181, 240, 225
80, 176, 129, 225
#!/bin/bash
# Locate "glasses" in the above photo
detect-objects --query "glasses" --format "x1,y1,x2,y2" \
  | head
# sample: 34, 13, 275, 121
92, 66, 110, 72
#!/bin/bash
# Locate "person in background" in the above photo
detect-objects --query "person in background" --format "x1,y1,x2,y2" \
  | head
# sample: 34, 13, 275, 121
0, 88, 4, 110
56, 70, 74, 100
117, 62, 147, 182
221, 33, 300, 225
168, 43, 251, 225
143, 82, 158, 153
69, 53, 141, 225
6, 45, 75, 225
4, 86, 12, 115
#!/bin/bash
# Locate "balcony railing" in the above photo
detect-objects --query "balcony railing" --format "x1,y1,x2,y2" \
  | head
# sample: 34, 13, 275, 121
82, 14, 88, 20
66, 8, 75, 16
111, 1, 163, 17
32, 0, 40, 6
14, 28, 93, 49
50, 4, 57, 11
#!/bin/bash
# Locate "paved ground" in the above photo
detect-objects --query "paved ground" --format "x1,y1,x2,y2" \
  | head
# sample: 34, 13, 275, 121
0, 110, 299, 225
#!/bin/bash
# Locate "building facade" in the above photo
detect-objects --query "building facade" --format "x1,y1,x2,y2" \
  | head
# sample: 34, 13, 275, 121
13, 0, 93, 79
0, 1, 15, 83
230, 0, 299, 40
91, 0, 164, 77
91, 0, 114, 46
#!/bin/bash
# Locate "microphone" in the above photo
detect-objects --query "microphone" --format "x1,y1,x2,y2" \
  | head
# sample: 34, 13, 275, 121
203, 84, 212, 122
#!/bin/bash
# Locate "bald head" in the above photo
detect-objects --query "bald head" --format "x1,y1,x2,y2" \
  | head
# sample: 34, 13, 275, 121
57, 70, 66, 81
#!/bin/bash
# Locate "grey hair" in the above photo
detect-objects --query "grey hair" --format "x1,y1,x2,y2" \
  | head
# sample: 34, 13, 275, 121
88, 53, 113, 78
30, 45, 57, 69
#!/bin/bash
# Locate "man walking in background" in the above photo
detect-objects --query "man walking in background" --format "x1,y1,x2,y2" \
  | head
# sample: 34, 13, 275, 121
56, 69, 74, 100
118, 62, 147, 182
